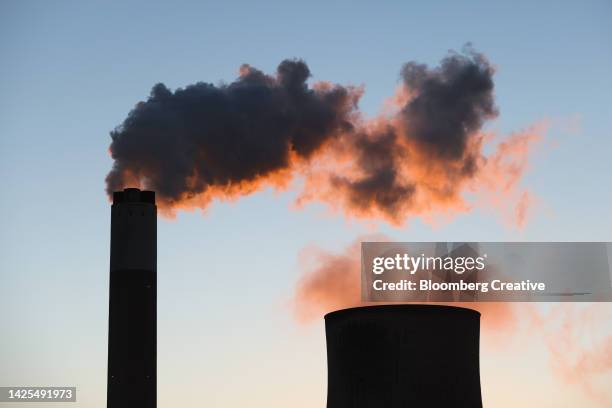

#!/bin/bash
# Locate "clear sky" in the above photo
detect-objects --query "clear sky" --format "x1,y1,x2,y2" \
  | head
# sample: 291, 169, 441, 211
1, 1, 611, 407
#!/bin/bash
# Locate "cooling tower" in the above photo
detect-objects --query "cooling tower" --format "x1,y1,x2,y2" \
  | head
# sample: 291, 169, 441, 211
325, 305, 482, 408
107, 188, 157, 408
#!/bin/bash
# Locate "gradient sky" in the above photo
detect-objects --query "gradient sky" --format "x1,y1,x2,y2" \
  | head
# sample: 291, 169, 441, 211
1, 1, 611, 407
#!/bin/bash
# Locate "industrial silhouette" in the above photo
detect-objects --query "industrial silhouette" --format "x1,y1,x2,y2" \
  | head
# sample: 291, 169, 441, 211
108, 188, 157, 408
105, 190, 482, 408
325, 305, 482, 408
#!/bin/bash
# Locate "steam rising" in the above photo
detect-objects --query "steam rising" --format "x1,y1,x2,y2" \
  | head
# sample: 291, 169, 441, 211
293, 238, 612, 404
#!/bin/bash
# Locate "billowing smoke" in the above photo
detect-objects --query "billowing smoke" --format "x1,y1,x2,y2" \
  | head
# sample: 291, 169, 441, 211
107, 47, 541, 225
106, 59, 359, 208
400, 51, 497, 160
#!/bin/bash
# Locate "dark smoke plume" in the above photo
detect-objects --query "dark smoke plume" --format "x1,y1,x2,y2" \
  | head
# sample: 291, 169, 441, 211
106, 47, 541, 226
106, 60, 359, 204
400, 50, 498, 159
322, 48, 500, 221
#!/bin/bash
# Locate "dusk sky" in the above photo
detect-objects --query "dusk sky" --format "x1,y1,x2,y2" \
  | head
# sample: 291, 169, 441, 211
1, 1, 611, 407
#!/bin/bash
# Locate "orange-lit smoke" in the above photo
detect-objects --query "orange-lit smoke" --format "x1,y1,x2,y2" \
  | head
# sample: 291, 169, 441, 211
293, 239, 364, 323
297, 116, 544, 227
106, 48, 543, 228
292, 237, 520, 336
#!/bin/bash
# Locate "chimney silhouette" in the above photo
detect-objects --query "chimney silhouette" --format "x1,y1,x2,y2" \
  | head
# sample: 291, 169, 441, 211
108, 188, 157, 408
325, 305, 482, 408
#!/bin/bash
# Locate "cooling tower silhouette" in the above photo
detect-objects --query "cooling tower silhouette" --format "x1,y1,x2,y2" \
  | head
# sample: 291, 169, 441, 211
325, 305, 482, 408
108, 188, 157, 408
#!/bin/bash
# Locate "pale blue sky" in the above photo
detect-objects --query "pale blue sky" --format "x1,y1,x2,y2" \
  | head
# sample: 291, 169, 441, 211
1, 1, 611, 407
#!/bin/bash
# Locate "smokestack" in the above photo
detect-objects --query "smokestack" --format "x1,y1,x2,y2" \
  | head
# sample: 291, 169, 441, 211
325, 305, 482, 407
108, 188, 157, 408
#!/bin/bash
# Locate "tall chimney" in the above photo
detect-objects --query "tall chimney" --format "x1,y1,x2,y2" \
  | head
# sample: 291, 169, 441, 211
108, 188, 157, 408
325, 305, 482, 408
